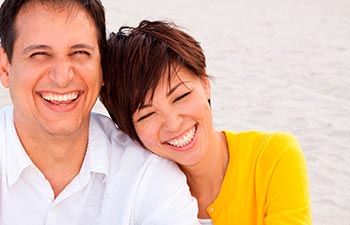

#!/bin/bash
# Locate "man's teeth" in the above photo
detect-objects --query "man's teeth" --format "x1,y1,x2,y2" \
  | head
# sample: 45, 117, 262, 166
42, 92, 78, 102
167, 126, 196, 148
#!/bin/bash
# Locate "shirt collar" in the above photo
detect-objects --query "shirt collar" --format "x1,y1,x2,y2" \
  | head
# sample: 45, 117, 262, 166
78, 113, 111, 184
5, 106, 32, 187
5, 107, 111, 187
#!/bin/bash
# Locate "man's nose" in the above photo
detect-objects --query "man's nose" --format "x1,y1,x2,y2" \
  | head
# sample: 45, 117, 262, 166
48, 58, 74, 88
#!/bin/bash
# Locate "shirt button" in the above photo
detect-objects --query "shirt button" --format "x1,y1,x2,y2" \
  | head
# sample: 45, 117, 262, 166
208, 207, 214, 214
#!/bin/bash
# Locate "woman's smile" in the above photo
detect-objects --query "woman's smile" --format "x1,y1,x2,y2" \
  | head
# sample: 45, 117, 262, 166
165, 124, 197, 148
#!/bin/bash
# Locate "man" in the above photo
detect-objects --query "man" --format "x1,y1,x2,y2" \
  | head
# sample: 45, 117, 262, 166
0, 1, 198, 224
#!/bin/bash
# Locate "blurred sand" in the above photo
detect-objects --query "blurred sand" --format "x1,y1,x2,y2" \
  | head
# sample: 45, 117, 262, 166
1, 0, 349, 224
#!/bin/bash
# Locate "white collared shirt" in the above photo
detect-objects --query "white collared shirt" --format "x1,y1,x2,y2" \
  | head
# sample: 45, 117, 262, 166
0, 106, 198, 225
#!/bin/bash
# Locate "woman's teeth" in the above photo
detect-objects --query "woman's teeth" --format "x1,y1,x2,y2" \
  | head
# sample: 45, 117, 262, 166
167, 126, 196, 147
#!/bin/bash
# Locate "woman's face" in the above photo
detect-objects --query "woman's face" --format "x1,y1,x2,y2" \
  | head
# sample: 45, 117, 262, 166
133, 66, 214, 166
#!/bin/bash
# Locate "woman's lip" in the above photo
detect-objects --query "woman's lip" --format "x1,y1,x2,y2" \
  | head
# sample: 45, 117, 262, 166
163, 124, 198, 150
164, 125, 196, 143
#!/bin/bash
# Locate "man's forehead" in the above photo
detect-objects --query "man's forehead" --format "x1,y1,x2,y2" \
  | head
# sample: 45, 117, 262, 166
16, 0, 88, 21
13, 1, 98, 46
14, 1, 96, 35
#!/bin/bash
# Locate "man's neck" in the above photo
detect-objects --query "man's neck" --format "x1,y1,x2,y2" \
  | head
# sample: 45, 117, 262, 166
16, 124, 89, 198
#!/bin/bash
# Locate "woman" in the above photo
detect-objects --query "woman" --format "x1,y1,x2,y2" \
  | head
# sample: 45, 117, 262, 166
100, 20, 311, 224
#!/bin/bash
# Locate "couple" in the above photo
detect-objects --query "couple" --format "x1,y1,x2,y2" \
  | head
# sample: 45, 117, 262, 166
0, 0, 311, 224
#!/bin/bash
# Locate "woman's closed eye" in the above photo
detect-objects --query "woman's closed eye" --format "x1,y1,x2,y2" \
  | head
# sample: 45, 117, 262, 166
136, 112, 155, 122
173, 91, 192, 103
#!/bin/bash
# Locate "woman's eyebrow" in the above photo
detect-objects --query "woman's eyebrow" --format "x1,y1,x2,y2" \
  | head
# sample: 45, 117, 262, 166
138, 81, 187, 110
138, 103, 152, 110
166, 82, 183, 97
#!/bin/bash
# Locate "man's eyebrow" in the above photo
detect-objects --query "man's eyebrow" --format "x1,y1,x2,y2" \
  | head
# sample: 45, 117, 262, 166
70, 44, 96, 51
22, 44, 96, 54
23, 45, 50, 54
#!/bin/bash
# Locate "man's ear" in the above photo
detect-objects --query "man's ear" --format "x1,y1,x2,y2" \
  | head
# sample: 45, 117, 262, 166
0, 47, 10, 88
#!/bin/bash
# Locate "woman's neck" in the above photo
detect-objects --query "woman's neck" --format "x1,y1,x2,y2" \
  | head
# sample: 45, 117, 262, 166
180, 131, 229, 218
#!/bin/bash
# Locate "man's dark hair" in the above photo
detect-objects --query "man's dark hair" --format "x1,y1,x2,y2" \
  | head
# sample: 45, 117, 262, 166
0, 0, 106, 63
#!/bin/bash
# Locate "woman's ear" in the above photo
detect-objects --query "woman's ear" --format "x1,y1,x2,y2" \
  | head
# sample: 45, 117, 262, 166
0, 47, 10, 88
201, 76, 211, 100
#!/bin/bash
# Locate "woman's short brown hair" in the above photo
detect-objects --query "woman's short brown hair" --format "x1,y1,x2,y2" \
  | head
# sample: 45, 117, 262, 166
100, 20, 208, 147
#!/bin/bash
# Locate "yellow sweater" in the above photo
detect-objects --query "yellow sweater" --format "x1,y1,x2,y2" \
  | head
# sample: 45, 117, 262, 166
207, 131, 311, 225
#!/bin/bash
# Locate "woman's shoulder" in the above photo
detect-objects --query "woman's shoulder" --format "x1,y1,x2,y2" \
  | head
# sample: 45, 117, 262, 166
223, 130, 303, 163
224, 130, 299, 148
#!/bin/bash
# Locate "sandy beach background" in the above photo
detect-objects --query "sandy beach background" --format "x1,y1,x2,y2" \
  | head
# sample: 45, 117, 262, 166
1, 0, 349, 224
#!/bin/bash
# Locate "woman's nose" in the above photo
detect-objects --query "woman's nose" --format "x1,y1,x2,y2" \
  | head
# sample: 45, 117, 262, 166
162, 110, 182, 132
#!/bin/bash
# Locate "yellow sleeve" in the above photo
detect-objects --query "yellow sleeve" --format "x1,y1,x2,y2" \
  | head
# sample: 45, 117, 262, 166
261, 133, 312, 225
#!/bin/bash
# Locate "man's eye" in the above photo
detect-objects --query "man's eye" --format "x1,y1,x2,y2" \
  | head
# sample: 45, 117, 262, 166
73, 50, 90, 56
30, 52, 48, 57
173, 91, 191, 103
136, 112, 155, 122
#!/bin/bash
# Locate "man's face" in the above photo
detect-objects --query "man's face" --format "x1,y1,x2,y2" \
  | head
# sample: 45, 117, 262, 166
1, 2, 103, 137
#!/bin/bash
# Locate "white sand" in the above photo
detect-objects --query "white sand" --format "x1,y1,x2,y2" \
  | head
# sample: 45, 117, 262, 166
1, 0, 349, 224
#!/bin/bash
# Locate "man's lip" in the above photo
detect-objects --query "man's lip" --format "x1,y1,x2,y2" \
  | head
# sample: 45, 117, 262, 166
38, 91, 83, 112
38, 91, 81, 103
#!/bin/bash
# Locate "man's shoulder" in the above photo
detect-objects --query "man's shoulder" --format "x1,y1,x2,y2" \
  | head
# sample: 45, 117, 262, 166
0, 106, 13, 161
89, 114, 197, 224
0, 105, 13, 133
89, 112, 155, 160
89, 112, 184, 176
90, 112, 138, 147
90, 112, 116, 135
0, 105, 12, 117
